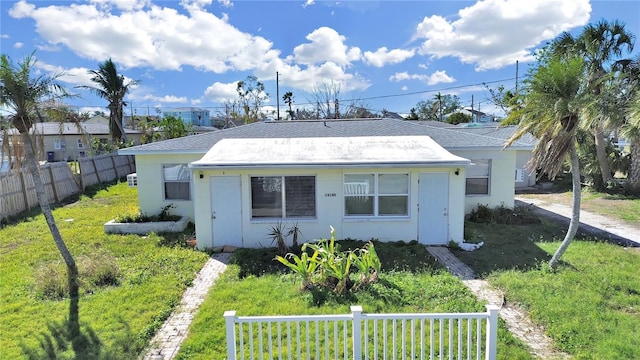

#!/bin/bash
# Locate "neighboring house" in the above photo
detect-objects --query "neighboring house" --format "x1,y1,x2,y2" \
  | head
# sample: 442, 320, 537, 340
120, 118, 535, 249
84, 115, 110, 126
444, 108, 496, 123
164, 107, 211, 126
5, 122, 143, 162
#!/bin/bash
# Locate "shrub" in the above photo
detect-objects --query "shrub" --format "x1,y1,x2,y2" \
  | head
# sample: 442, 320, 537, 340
468, 204, 541, 225
275, 226, 381, 295
114, 204, 181, 223
34, 251, 121, 299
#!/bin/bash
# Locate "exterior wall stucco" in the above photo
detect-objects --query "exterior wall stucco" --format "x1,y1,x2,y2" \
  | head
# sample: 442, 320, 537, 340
193, 166, 466, 249
451, 149, 516, 213
515, 150, 536, 187
134, 153, 203, 219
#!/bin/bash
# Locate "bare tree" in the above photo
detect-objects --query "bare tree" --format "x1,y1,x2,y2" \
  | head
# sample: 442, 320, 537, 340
237, 75, 269, 123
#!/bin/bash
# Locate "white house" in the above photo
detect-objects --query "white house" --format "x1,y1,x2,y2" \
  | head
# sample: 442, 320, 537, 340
119, 118, 535, 249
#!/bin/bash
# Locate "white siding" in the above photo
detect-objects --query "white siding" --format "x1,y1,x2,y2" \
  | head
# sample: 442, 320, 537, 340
451, 149, 516, 213
193, 166, 465, 249
134, 153, 203, 219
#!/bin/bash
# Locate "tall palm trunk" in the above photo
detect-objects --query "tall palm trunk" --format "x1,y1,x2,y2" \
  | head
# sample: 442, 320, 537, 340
549, 141, 582, 269
593, 128, 613, 186
20, 131, 80, 341
628, 137, 640, 194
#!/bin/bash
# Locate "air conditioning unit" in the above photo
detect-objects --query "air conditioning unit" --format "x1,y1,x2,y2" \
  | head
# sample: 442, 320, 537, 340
127, 173, 138, 187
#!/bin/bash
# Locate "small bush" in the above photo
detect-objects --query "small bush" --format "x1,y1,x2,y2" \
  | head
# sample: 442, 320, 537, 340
115, 204, 181, 223
34, 261, 68, 300
468, 204, 541, 225
34, 251, 121, 300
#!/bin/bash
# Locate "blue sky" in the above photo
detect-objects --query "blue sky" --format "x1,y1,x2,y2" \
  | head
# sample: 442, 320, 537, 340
1, 0, 639, 119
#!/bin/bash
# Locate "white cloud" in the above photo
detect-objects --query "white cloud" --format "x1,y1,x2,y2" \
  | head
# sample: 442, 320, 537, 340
363, 47, 415, 67
216, 0, 233, 8
133, 94, 187, 103
1, 34, 9, 39
292, 27, 361, 66
413, 0, 591, 70
426, 70, 455, 85
389, 70, 455, 85
8, 0, 280, 73
14, 42, 24, 49
202, 81, 238, 103
303, 0, 315, 8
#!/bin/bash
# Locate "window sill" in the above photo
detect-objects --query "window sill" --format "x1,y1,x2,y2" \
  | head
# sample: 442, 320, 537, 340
250, 218, 318, 224
343, 216, 411, 222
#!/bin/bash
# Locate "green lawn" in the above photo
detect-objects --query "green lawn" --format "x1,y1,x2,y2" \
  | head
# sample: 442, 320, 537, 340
0, 181, 209, 359
176, 243, 532, 360
455, 220, 640, 359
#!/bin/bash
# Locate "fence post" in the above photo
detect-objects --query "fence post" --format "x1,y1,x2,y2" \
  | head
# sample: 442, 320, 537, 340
224, 310, 237, 360
485, 305, 500, 360
351, 305, 363, 360
47, 164, 60, 203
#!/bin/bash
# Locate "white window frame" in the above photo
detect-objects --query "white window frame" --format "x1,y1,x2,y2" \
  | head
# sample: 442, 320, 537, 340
250, 175, 317, 220
162, 164, 191, 201
343, 173, 410, 218
465, 159, 491, 196
54, 139, 62, 150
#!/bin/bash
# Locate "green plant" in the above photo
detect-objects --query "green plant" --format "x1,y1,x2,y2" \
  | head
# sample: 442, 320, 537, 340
286, 222, 302, 248
114, 204, 181, 223
267, 221, 288, 255
277, 226, 382, 295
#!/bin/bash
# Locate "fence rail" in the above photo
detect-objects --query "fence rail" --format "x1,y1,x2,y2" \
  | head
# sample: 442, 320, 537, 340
0, 153, 135, 222
224, 305, 500, 360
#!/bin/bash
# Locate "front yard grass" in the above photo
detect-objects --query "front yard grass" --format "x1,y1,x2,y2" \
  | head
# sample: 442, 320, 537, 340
455, 220, 640, 359
0, 181, 209, 359
176, 242, 532, 360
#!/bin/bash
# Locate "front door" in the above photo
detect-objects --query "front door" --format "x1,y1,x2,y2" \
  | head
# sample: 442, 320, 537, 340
211, 176, 242, 247
418, 173, 449, 245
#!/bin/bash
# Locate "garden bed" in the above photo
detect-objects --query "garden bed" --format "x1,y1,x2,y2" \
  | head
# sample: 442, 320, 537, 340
104, 216, 188, 235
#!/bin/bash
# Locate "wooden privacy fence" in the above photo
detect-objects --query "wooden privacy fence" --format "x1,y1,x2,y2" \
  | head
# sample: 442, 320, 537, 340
224, 305, 500, 360
0, 153, 135, 221
78, 153, 135, 190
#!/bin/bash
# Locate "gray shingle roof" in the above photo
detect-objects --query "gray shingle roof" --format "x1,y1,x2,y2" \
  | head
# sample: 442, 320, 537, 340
119, 118, 535, 155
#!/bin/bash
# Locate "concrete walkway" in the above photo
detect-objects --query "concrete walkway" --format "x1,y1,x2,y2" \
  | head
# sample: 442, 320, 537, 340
143, 252, 231, 360
426, 247, 569, 359
515, 196, 640, 247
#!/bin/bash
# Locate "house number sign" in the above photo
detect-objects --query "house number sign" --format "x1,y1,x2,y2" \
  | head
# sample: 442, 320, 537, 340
324, 193, 336, 197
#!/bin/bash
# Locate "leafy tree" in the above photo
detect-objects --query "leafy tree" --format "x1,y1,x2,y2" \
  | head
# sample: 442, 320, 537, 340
155, 115, 192, 140
0, 53, 81, 347
414, 94, 460, 121
237, 75, 268, 124
446, 112, 472, 125
552, 19, 635, 187
283, 91, 294, 120
80, 58, 137, 142
405, 108, 419, 120
506, 54, 586, 269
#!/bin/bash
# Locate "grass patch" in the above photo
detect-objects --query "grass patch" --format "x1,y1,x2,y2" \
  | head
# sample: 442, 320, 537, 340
454, 219, 640, 358
176, 243, 532, 360
0, 181, 209, 359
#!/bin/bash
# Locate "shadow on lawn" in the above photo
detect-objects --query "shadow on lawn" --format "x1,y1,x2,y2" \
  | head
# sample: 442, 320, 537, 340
453, 219, 589, 277
20, 294, 138, 360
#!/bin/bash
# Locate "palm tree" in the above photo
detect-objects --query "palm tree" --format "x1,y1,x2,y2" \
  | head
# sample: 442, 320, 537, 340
623, 77, 640, 193
553, 19, 635, 188
80, 59, 137, 142
507, 55, 586, 269
0, 53, 81, 340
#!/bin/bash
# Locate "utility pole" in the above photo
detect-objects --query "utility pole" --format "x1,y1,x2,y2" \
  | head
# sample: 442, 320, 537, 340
515, 60, 519, 95
276, 72, 280, 121
471, 95, 474, 123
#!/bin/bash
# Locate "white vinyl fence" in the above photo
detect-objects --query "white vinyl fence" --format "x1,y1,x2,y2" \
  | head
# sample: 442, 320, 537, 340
224, 305, 500, 360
